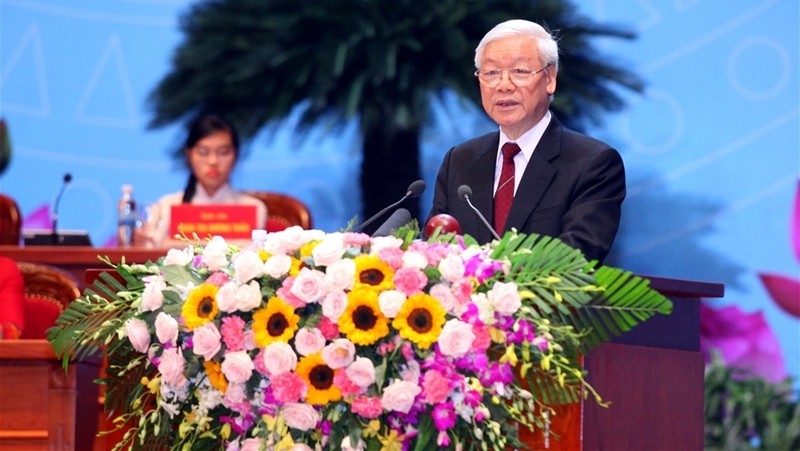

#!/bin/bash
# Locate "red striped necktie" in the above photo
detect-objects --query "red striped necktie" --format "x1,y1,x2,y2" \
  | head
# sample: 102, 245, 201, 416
493, 142, 521, 236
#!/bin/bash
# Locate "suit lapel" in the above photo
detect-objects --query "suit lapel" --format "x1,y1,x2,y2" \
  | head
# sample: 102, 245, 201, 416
468, 133, 499, 242
505, 118, 562, 231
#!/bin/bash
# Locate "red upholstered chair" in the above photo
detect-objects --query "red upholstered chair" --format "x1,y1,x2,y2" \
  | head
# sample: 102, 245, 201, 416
0, 193, 22, 245
17, 262, 80, 339
245, 191, 313, 232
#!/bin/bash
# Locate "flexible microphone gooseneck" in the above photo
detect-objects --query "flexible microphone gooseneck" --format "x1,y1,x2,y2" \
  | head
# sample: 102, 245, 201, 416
51, 173, 72, 244
355, 180, 426, 233
457, 184, 501, 241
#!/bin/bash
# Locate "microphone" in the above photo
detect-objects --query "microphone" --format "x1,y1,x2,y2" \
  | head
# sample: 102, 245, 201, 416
51, 173, 72, 244
457, 185, 501, 241
372, 208, 412, 237
354, 180, 426, 233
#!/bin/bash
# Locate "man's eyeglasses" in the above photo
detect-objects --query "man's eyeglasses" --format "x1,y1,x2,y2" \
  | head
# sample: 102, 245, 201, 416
474, 64, 551, 88
191, 146, 235, 159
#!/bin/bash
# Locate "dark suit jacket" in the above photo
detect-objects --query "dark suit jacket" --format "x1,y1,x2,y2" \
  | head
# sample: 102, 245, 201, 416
429, 115, 626, 263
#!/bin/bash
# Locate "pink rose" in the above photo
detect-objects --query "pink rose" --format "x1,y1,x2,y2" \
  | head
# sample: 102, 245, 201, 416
261, 342, 297, 376
240, 438, 263, 451
345, 357, 376, 388
281, 402, 320, 431
429, 284, 458, 315
154, 312, 178, 345
192, 322, 222, 360
221, 350, 254, 384
321, 290, 348, 321
321, 339, 355, 369
233, 250, 263, 282
381, 380, 421, 413
290, 268, 328, 304
158, 347, 187, 387
294, 328, 326, 356
324, 259, 356, 292
125, 318, 150, 353
311, 232, 346, 266
215, 282, 238, 313
490, 281, 521, 315
438, 319, 475, 358
140, 276, 166, 311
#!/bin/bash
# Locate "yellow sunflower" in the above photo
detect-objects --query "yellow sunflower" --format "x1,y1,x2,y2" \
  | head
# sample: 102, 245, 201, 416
338, 289, 390, 345
252, 296, 300, 347
353, 254, 394, 292
182, 283, 220, 330
392, 293, 446, 349
203, 360, 228, 393
295, 353, 342, 405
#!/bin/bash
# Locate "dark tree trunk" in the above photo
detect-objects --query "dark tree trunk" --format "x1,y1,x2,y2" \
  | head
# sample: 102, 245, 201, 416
359, 126, 422, 233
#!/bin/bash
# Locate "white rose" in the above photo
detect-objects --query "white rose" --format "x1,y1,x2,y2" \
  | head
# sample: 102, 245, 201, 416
294, 328, 326, 356
263, 254, 292, 279
125, 318, 150, 353
261, 342, 297, 376
401, 250, 428, 270
437, 319, 475, 358
276, 226, 307, 252
202, 236, 230, 271
429, 284, 457, 315
140, 276, 166, 311
311, 232, 346, 266
163, 246, 193, 266
489, 281, 521, 315
381, 380, 421, 413
341, 436, 366, 451
233, 250, 263, 282
154, 311, 178, 345
216, 281, 238, 313
324, 259, 356, 292
235, 280, 263, 312
321, 339, 355, 369
378, 290, 406, 318
290, 268, 327, 304
221, 350, 254, 384
369, 235, 403, 254
437, 254, 465, 283
281, 402, 320, 431
321, 290, 348, 321
346, 357, 376, 388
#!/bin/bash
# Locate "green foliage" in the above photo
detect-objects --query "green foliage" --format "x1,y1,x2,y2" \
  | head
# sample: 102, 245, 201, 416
704, 353, 800, 450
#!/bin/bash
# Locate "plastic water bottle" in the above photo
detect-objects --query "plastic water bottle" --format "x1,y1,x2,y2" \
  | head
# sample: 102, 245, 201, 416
117, 184, 137, 247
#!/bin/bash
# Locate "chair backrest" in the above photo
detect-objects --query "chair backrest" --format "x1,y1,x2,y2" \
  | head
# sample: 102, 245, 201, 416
17, 262, 80, 339
0, 193, 21, 245
245, 191, 313, 232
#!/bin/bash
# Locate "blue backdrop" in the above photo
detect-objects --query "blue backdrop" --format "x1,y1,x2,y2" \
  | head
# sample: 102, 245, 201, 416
1, 0, 797, 380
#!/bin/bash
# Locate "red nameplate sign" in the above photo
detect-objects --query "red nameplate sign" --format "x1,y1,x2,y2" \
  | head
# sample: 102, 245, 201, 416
170, 204, 257, 239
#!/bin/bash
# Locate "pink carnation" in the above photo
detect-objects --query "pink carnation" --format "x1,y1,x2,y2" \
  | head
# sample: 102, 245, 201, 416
422, 369, 452, 404
317, 316, 339, 340
393, 267, 428, 296
206, 271, 231, 287
333, 371, 363, 397
342, 232, 370, 248
221, 316, 247, 352
470, 325, 491, 352
270, 372, 307, 404
377, 247, 405, 270
350, 395, 383, 419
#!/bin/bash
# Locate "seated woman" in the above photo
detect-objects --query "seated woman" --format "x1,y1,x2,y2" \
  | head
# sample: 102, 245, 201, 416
146, 113, 267, 246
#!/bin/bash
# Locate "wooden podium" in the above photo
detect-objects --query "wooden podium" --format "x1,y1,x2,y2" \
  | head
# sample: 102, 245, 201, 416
524, 275, 723, 450
0, 340, 100, 451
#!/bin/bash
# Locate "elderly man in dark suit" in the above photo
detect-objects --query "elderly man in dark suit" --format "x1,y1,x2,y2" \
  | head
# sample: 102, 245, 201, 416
429, 19, 626, 263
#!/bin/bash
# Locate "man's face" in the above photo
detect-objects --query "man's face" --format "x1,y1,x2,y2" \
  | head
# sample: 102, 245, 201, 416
478, 36, 556, 140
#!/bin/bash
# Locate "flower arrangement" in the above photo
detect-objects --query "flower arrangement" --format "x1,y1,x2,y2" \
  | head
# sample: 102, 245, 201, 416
49, 227, 672, 450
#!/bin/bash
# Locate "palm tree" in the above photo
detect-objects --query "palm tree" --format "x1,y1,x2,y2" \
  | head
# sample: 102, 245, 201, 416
148, 0, 642, 225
